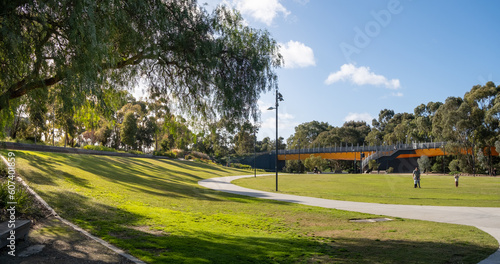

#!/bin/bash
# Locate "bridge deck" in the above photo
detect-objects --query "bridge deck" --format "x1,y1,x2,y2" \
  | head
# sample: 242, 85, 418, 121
277, 142, 499, 161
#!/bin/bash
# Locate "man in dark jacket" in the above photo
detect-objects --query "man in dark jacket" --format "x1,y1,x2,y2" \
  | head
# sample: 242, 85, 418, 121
413, 167, 421, 188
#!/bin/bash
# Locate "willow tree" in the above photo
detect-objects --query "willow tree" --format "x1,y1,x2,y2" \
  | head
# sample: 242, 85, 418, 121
0, 0, 281, 131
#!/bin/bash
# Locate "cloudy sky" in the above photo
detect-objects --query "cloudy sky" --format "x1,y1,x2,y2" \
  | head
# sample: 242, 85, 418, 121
200, 0, 500, 141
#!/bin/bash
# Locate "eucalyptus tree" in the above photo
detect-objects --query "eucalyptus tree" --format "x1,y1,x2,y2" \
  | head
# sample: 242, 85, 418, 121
432, 96, 483, 173
380, 112, 414, 145
260, 137, 273, 152
233, 122, 256, 155
372, 109, 395, 132
414, 102, 442, 142
463, 82, 500, 174
286, 121, 331, 149
0, 1, 282, 130
311, 121, 370, 147
121, 111, 138, 150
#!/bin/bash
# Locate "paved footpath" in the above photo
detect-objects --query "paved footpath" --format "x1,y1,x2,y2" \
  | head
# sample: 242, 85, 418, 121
199, 174, 500, 264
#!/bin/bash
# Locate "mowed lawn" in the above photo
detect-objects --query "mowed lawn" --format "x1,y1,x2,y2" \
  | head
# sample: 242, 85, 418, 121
234, 173, 500, 207
3, 150, 498, 263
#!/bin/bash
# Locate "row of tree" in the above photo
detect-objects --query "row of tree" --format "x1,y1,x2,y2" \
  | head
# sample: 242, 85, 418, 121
3, 80, 499, 173
1, 85, 289, 162
275, 82, 500, 174
0, 0, 282, 158
1, 2, 499, 173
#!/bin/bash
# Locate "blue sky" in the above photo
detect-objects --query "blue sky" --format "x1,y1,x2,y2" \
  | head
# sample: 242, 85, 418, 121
198, 0, 500, 141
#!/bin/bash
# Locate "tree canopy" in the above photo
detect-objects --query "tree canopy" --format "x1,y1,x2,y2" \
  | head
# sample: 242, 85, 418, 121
0, 0, 282, 129
284, 82, 500, 174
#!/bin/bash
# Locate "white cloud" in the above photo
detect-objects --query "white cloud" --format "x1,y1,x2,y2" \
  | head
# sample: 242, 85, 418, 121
262, 112, 296, 130
344, 112, 374, 123
232, 0, 290, 26
325, 64, 401, 90
259, 111, 298, 140
257, 100, 271, 112
279, 40, 316, 69
392, 92, 404, 97
294, 0, 310, 5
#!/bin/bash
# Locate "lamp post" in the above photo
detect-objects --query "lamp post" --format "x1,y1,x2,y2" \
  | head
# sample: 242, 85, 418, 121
298, 138, 301, 173
267, 91, 284, 192
254, 126, 257, 178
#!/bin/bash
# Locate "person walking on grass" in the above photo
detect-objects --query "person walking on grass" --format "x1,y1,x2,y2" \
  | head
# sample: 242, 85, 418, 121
413, 167, 421, 188
454, 174, 459, 187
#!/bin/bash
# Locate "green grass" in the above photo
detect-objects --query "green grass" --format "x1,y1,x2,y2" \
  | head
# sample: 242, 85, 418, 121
234, 173, 500, 207
2, 150, 498, 263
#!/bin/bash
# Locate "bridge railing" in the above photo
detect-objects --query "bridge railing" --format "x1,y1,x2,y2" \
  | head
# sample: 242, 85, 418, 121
275, 142, 447, 156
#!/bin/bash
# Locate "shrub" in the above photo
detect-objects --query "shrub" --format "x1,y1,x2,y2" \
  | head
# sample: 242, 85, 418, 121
0, 161, 6, 176
230, 163, 253, 170
386, 167, 394, 173
417, 155, 431, 173
185, 154, 195, 160
284, 160, 301, 173
304, 154, 328, 172
193, 158, 218, 166
368, 160, 380, 171
189, 151, 210, 160
0, 180, 42, 221
431, 162, 442, 173
171, 149, 185, 158
449, 159, 460, 172
83, 145, 117, 152
127, 150, 144, 155
153, 151, 176, 158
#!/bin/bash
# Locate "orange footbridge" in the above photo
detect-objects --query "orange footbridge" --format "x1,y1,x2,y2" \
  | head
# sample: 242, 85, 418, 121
277, 142, 499, 163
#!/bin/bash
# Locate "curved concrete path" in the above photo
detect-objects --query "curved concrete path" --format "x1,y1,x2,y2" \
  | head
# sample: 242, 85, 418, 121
199, 174, 500, 264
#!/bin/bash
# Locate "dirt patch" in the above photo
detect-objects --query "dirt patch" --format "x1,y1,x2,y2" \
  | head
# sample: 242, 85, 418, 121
126, 225, 168, 237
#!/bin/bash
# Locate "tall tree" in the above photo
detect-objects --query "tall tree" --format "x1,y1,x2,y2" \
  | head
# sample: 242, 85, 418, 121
0, 1, 282, 130
121, 112, 138, 150
463, 81, 500, 174
233, 122, 256, 155
287, 121, 331, 149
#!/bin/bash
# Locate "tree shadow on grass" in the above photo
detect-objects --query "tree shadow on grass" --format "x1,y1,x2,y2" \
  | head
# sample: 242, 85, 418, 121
104, 229, 497, 264
41, 191, 144, 226
17, 152, 91, 188
154, 158, 229, 174
8, 152, 497, 263
15, 151, 295, 204
15, 152, 208, 199
67, 155, 204, 183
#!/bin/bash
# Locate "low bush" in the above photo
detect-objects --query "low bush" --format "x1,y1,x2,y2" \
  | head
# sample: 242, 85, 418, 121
431, 162, 442, 173
127, 150, 144, 155
83, 145, 117, 152
0, 161, 43, 221
386, 167, 394, 173
230, 163, 253, 170
189, 151, 210, 160
153, 151, 176, 158
171, 149, 185, 158
0, 160, 6, 176
193, 158, 218, 166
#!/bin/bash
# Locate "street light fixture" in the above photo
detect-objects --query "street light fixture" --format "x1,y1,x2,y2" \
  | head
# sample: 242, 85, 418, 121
267, 91, 283, 192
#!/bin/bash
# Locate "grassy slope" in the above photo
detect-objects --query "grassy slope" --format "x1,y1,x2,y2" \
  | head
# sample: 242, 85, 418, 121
3, 150, 498, 263
234, 173, 500, 207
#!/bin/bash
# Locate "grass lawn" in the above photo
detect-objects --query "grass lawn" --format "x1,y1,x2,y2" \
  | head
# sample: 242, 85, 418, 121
234, 173, 500, 207
2, 150, 498, 263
